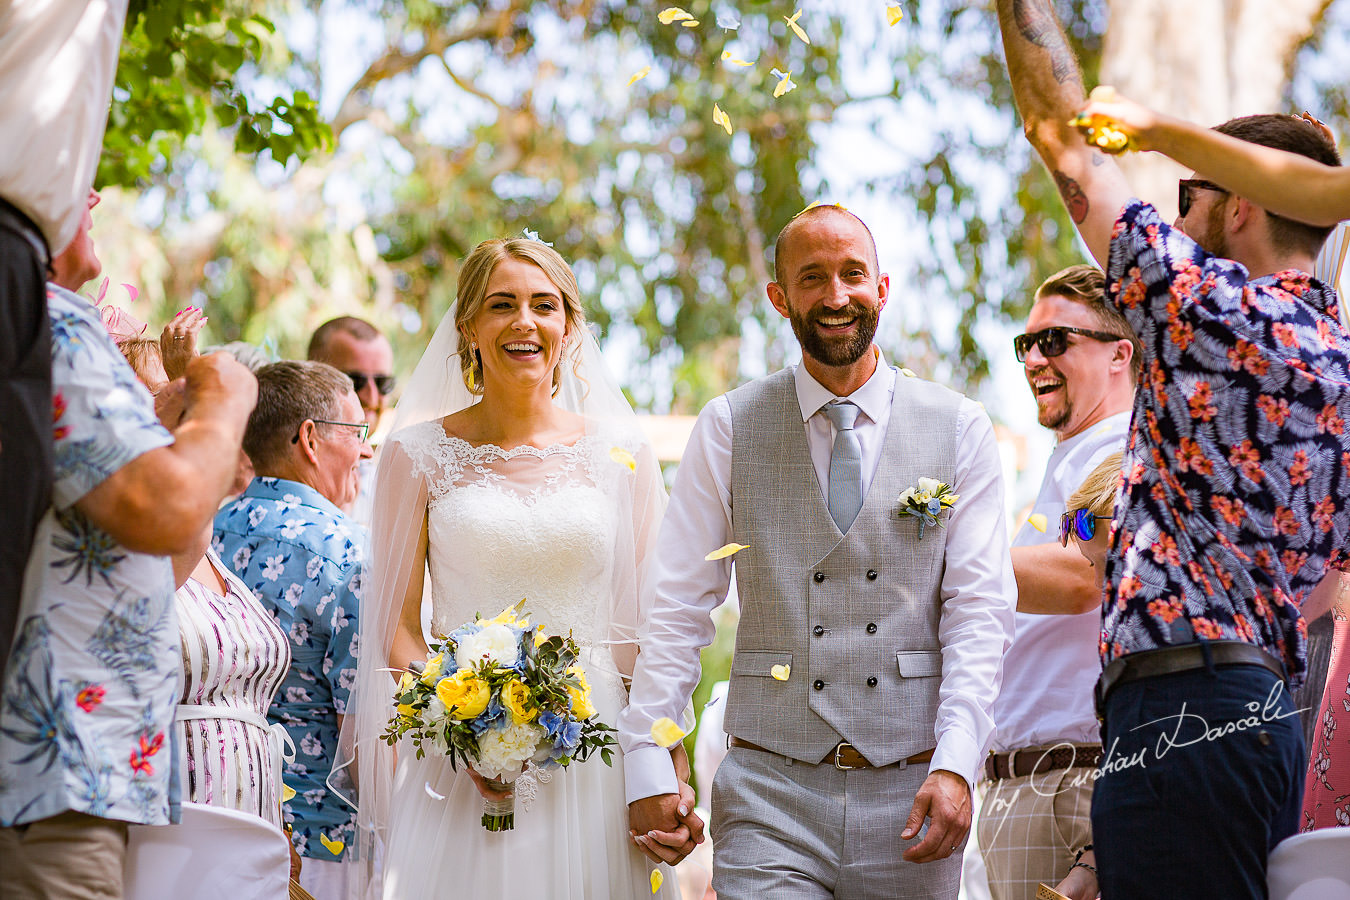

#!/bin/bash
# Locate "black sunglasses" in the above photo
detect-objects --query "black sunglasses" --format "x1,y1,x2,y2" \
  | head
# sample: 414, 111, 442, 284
1013, 326, 1124, 362
344, 372, 397, 395
1060, 507, 1112, 547
1177, 178, 1228, 219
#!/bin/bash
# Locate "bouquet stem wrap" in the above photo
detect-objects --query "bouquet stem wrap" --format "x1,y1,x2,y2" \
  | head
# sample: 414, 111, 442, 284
482, 794, 515, 831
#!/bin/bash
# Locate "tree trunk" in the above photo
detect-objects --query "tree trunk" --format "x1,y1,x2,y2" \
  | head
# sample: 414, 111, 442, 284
1099, 0, 1332, 219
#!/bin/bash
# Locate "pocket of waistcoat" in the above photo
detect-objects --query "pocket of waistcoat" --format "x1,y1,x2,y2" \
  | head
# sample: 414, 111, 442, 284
896, 650, 942, 678
730, 650, 793, 677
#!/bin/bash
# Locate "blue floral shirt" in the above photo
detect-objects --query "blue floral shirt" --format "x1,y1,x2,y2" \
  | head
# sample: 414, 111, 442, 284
1103, 201, 1350, 687
0, 286, 177, 827
213, 478, 363, 861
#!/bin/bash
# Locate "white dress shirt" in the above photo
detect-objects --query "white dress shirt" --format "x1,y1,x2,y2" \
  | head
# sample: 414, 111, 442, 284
0, 0, 129, 253
990, 411, 1130, 751
619, 355, 1016, 802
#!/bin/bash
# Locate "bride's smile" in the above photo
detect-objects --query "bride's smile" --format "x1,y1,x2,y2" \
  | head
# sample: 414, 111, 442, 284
469, 257, 571, 390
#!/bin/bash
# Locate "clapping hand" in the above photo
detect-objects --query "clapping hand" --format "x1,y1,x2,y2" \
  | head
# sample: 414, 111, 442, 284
160, 306, 208, 381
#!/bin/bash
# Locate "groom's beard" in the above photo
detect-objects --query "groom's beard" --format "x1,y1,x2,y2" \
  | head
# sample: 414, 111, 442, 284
789, 302, 881, 368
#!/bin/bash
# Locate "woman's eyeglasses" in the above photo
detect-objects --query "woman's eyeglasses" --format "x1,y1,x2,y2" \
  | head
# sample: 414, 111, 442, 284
345, 372, 397, 396
1013, 326, 1124, 362
1060, 507, 1112, 546
1177, 178, 1228, 219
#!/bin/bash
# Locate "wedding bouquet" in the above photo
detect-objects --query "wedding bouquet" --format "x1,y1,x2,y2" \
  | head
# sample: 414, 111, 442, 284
382, 601, 616, 831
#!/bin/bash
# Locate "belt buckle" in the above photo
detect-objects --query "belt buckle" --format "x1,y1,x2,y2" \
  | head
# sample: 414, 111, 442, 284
833, 741, 860, 771
1007, 747, 1022, 779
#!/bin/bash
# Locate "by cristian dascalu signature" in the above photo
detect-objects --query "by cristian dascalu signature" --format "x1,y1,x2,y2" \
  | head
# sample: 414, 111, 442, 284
992, 683, 1308, 804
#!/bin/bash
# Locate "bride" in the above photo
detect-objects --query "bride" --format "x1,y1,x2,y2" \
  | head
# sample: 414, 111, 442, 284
339, 237, 697, 899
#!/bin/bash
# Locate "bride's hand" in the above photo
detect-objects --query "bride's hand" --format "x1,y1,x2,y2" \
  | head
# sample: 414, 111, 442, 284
465, 768, 514, 802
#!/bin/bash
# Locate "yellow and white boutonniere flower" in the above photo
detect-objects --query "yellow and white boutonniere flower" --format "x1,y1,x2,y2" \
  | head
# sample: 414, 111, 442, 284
895, 477, 959, 538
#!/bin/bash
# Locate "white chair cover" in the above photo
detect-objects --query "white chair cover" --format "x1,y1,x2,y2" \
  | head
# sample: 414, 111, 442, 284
1267, 828, 1350, 900
125, 802, 291, 900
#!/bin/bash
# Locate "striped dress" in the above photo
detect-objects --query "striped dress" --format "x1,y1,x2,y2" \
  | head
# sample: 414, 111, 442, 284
173, 550, 291, 828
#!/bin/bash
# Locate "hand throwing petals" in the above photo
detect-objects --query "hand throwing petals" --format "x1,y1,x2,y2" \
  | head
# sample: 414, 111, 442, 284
704, 542, 749, 560
651, 717, 687, 748
712, 103, 734, 135
784, 9, 811, 44
627, 65, 652, 87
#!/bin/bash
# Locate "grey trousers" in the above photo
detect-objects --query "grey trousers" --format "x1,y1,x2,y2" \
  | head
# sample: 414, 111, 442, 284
711, 745, 962, 900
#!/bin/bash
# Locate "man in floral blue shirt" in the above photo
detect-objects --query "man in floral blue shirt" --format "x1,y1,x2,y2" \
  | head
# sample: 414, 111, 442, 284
1000, 3, 1350, 897
0, 200, 256, 896
215, 360, 370, 899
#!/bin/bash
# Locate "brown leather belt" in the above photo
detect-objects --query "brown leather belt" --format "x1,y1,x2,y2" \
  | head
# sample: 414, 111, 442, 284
983, 743, 1102, 782
1094, 640, 1286, 719
729, 737, 935, 771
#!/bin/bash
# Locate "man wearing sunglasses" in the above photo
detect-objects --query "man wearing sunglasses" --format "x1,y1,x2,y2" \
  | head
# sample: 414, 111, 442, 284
308, 316, 396, 525
974, 265, 1135, 900
214, 360, 372, 899
999, 3, 1350, 898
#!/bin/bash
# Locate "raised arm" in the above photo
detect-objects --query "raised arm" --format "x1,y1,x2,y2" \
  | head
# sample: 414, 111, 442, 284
1079, 92, 1350, 228
996, 0, 1131, 266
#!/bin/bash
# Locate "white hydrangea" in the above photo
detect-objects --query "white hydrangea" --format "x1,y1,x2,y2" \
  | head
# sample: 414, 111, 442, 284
456, 623, 521, 670
474, 721, 547, 781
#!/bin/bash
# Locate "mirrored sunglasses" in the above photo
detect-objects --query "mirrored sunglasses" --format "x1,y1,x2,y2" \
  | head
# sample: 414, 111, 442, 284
1060, 507, 1112, 547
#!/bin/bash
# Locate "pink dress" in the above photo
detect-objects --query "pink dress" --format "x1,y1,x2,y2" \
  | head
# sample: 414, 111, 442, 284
1303, 602, 1350, 830
173, 551, 291, 828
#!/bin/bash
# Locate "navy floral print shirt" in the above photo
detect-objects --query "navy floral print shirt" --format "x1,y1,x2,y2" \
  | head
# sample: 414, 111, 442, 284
1103, 201, 1350, 687
0, 286, 177, 827
214, 478, 362, 861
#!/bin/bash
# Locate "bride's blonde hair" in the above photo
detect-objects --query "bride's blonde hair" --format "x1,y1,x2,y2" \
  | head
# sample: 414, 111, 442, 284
454, 238, 587, 395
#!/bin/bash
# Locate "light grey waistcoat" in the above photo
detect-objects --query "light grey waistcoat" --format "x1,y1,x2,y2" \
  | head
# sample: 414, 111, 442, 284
723, 367, 962, 766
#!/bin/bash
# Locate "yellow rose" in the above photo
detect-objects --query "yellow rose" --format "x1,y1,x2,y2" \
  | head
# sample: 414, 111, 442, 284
565, 665, 596, 720
435, 669, 491, 719
396, 702, 418, 719
502, 678, 538, 723
420, 653, 444, 686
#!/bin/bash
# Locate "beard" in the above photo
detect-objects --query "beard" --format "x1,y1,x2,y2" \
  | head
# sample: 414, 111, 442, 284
788, 302, 881, 368
1187, 201, 1230, 260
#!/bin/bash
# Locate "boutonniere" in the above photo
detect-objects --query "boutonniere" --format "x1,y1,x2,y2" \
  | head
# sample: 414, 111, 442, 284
895, 477, 959, 538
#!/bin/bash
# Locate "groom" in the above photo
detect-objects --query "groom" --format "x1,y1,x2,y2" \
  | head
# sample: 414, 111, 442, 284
619, 204, 1016, 898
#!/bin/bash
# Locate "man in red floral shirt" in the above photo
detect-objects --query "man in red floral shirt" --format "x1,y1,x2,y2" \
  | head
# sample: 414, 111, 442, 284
998, 2, 1350, 897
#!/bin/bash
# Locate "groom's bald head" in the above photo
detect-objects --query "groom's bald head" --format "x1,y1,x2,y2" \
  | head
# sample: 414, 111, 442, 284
772, 205, 880, 286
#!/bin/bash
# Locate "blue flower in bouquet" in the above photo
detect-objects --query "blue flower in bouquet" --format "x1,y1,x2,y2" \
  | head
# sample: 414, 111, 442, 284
539, 710, 582, 757
468, 698, 509, 736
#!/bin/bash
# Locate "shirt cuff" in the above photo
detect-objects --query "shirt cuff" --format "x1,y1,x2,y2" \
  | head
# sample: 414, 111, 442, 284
930, 731, 980, 789
623, 744, 680, 805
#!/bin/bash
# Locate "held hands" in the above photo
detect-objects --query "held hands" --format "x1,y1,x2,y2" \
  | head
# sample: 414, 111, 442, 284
160, 307, 208, 381
900, 770, 971, 863
627, 782, 705, 866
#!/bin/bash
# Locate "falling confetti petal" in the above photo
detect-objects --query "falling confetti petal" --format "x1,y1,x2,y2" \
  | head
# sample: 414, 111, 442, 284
425, 781, 446, 800
281, 783, 296, 802
722, 50, 753, 67
681, 19, 698, 27
770, 67, 796, 98
712, 103, 734, 135
651, 717, 687, 748
771, 664, 791, 681
705, 542, 749, 560
658, 7, 695, 25
319, 833, 345, 855
610, 446, 637, 471
716, 10, 741, 30
627, 66, 652, 87
1027, 513, 1048, 533
886, 4, 904, 25
900, 367, 917, 377
521, 228, 553, 246
784, 9, 810, 44
651, 870, 664, 893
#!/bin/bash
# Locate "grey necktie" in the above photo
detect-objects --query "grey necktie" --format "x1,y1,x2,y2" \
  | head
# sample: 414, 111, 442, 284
822, 400, 863, 532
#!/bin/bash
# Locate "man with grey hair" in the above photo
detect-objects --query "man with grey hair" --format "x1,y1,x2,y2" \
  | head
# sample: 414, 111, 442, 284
621, 204, 1016, 898
214, 360, 371, 899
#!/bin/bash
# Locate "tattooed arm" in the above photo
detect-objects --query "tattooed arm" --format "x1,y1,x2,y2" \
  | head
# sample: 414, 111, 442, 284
996, 0, 1130, 266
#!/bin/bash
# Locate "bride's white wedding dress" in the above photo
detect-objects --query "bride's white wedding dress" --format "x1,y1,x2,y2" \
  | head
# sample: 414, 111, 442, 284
377, 421, 677, 900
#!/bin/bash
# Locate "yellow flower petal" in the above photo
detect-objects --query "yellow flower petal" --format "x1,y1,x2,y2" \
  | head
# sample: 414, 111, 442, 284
1027, 513, 1048, 533
771, 664, 791, 681
784, 9, 810, 44
705, 542, 749, 560
319, 833, 345, 855
657, 7, 694, 24
722, 50, 753, 67
650, 716, 687, 748
610, 446, 637, 471
886, 4, 904, 25
651, 870, 664, 893
900, 367, 917, 377
681, 19, 699, 27
627, 66, 652, 87
712, 103, 733, 135
773, 73, 796, 97
281, 783, 296, 802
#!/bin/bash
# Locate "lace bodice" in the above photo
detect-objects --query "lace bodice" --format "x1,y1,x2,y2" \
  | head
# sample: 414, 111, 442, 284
397, 422, 627, 647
